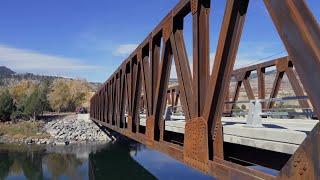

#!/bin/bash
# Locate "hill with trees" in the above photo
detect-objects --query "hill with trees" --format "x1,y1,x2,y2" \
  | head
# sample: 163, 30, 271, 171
0, 66, 15, 77
0, 66, 101, 122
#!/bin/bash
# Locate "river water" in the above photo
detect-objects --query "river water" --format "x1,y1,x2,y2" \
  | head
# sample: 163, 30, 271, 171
0, 139, 212, 180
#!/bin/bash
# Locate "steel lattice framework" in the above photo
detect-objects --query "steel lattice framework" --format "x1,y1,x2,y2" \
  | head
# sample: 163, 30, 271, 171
90, 0, 320, 179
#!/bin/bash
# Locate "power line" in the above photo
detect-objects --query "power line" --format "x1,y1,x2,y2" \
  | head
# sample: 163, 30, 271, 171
237, 49, 287, 68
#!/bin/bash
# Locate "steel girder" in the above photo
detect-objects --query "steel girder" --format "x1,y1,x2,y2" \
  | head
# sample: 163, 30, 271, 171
90, 0, 320, 179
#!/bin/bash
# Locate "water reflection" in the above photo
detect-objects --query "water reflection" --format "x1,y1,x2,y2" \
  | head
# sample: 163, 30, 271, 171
0, 144, 90, 180
0, 139, 211, 180
0, 146, 45, 180
89, 141, 156, 180
43, 153, 84, 179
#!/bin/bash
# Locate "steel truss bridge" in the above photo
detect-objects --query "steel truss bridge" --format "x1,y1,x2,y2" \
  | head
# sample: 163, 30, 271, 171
90, 0, 320, 179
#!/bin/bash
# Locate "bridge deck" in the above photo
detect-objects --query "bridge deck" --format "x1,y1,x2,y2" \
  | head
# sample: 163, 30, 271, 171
136, 117, 318, 154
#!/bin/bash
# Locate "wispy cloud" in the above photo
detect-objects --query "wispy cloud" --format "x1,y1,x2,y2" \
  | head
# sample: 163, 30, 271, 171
169, 41, 287, 79
234, 42, 287, 69
113, 44, 138, 56
76, 31, 138, 57
0, 44, 102, 75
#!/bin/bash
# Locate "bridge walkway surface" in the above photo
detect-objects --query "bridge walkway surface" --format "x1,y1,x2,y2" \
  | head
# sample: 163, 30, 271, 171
137, 117, 318, 155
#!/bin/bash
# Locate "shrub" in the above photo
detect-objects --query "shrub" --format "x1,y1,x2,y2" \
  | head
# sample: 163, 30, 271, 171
48, 79, 90, 112
23, 82, 50, 120
0, 90, 15, 121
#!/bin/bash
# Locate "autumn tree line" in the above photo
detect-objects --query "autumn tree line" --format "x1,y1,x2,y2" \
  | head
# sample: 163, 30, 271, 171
0, 79, 93, 121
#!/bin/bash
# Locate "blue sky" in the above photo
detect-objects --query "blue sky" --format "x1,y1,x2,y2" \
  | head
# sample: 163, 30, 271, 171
0, 0, 318, 82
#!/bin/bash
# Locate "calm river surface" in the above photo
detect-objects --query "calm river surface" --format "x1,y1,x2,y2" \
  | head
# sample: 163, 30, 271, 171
0, 139, 212, 180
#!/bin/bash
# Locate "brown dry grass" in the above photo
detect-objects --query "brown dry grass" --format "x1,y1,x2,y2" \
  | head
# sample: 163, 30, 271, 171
0, 120, 50, 140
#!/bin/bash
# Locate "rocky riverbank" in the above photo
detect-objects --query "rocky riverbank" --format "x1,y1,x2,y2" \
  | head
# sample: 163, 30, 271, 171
45, 114, 111, 145
0, 114, 111, 145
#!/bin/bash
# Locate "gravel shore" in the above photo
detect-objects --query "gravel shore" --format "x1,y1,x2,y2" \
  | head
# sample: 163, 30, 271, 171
44, 114, 111, 145
0, 114, 111, 145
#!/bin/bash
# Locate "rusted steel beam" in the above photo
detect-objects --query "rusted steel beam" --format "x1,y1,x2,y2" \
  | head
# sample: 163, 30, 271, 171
115, 75, 120, 127
192, 0, 210, 117
229, 56, 311, 112
108, 82, 112, 123
140, 45, 152, 116
132, 58, 143, 133
171, 90, 175, 106
230, 81, 241, 114
243, 72, 255, 100
117, 75, 123, 127
90, 0, 319, 179
92, 116, 275, 180
102, 86, 106, 122
257, 67, 266, 109
264, 0, 320, 179
285, 66, 310, 109
203, 0, 249, 160
151, 36, 161, 115
112, 77, 117, 125
264, 0, 320, 117
267, 71, 284, 109
120, 70, 126, 128
153, 39, 173, 141
170, 17, 194, 120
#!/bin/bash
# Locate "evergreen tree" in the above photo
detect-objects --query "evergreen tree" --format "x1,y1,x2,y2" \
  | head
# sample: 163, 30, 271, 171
23, 82, 50, 120
0, 89, 15, 121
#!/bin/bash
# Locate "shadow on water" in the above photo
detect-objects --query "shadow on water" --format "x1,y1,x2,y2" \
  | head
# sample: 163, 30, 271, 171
0, 138, 211, 180
88, 139, 156, 180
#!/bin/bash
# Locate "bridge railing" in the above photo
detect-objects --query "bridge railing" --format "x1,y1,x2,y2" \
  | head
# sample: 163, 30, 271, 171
164, 56, 314, 119
90, 0, 320, 179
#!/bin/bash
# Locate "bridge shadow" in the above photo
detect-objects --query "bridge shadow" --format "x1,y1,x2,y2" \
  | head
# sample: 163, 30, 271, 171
40, 114, 70, 123
88, 139, 156, 180
223, 121, 288, 130
262, 124, 287, 129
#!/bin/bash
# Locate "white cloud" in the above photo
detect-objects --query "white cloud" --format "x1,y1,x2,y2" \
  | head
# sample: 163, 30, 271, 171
113, 44, 138, 56
0, 44, 102, 75
152, 41, 287, 80
234, 42, 287, 69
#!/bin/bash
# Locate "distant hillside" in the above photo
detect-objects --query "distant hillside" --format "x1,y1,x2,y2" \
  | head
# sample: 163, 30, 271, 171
0, 66, 102, 92
0, 66, 16, 77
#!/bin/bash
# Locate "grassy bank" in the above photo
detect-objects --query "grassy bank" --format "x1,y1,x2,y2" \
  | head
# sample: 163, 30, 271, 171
0, 120, 50, 142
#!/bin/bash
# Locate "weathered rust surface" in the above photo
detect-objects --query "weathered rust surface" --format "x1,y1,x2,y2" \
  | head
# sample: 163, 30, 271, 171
162, 17, 173, 42
227, 56, 311, 114
90, 0, 319, 179
184, 117, 209, 172
277, 124, 320, 179
190, 0, 198, 14
127, 116, 133, 133
145, 116, 155, 147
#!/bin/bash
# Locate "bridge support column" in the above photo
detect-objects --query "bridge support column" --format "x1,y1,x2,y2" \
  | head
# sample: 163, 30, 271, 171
127, 116, 133, 134
184, 117, 209, 172
146, 116, 155, 147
